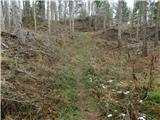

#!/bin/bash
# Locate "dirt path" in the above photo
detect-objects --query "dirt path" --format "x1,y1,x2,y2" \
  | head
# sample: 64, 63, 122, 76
77, 79, 100, 120
71, 33, 101, 120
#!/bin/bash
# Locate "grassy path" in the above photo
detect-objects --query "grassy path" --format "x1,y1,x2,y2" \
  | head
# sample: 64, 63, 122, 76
65, 32, 101, 120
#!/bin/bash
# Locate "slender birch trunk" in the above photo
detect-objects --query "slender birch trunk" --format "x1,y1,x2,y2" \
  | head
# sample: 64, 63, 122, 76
0, 0, 5, 32
118, 0, 122, 47
12, 1, 25, 44
33, 0, 37, 33
136, 14, 140, 41
64, 1, 67, 24
69, 0, 74, 33
48, 0, 51, 37
142, 1, 147, 56
103, 0, 107, 32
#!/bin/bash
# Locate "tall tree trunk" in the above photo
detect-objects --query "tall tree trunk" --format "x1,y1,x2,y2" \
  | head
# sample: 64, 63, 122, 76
154, 1, 160, 47
4, 1, 10, 32
118, 0, 122, 47
48, 0, 51, 37
12, 1, 25, 44
58, 0, 62, 21
64, 1, 67, 24
136, 14, 140, 41
103, 0, 107, 32
142, 1, 148, 56
54, 2, 58, 22
95, 6, 98, 31
69, 0, 74, 33
0, 0, 5, 32
33, 0, 37, 33
88, 1, 91, 30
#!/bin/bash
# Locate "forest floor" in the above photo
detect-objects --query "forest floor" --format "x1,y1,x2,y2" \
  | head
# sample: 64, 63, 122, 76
2, 25, 160, 120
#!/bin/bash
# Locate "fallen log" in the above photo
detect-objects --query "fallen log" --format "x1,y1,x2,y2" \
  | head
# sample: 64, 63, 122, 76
1, 42, 9, 49
1, 31, 17, 38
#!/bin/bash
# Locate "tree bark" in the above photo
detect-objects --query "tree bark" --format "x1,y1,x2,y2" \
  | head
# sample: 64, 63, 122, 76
88, 1, 92, 30
11, 1, 25, 44
95, 6, 98, 31
48, 0, 51, 37
69, 0, 74, 33
0, 0, 5, 32
33, 0, 37, 33
142, 1, 148, 56
64, 1, 67, 24
118, 0, 122, 47
136, 14, 140, 41
4, 1, 11, 32
103, 0, 108, 32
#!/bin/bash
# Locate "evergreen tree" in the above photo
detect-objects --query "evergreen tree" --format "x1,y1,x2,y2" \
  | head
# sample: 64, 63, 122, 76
23, 1, 31, 16
36, 1, 45, 18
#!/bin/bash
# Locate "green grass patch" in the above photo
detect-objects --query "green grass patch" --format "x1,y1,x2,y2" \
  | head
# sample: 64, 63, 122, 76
58, 73, 77, 90
67, 89, 79, 102
60, 103, 80, 120
57, 72, 80, 120
140, 91, 160, 119
146, 91, 160, 104
87, 96, 95, 112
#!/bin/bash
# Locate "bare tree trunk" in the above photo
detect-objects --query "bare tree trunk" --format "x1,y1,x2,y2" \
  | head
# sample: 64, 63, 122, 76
33, 0, 37, 33
12, 1, 25, 44
142, 1, 148, 56
118, 0, 122, 47
53, 2, 58, 22
64, 1, 67, 24
0, 0, 5, 32
88, 1, 91, 30
103, 0, 107, 32
154, 1, 160, 47
48, 0, 51, 37
4, 1, 11, 32
69, 0, 74, 33
95, 6, 98, 31
58, 0, 62, 21
136, 14, 140, 41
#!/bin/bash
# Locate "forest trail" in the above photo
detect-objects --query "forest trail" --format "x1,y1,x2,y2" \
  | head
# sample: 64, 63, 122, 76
69, 32, 101, 120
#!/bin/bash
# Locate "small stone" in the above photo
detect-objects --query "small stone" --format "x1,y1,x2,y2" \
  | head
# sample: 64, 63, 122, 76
124, 91, 130, 95
117, 91, 123, 94
107, 114, 112, 118
120, 113, 126, 117
108, 80, 114, 83
102, 84, 106, 89
139, 100, 143, 104
138, 117, 145, 120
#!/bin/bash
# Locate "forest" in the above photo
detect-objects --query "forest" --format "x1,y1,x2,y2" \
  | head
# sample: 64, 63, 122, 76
1, 0, 160, 120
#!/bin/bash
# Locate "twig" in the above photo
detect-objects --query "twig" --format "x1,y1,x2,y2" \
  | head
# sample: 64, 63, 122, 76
1, 42, 9, 49
16, 68, 39, 81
